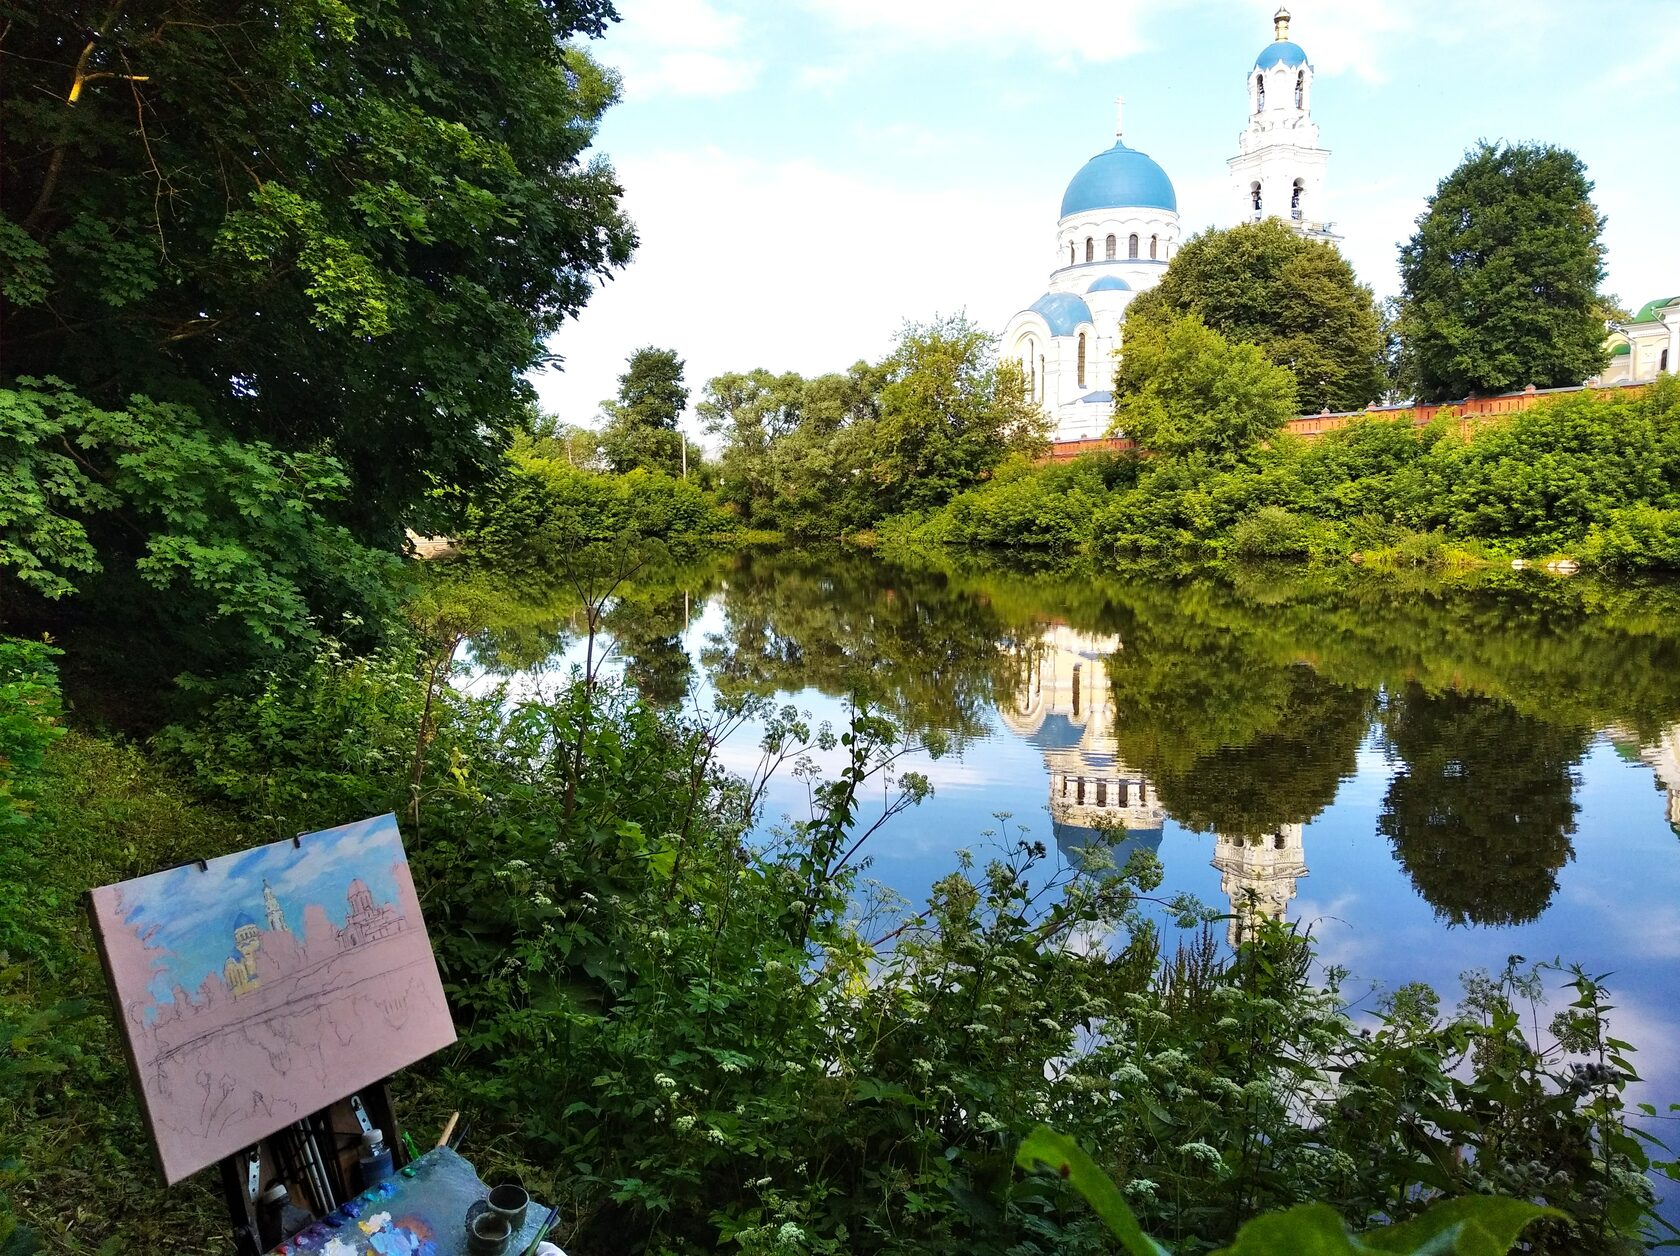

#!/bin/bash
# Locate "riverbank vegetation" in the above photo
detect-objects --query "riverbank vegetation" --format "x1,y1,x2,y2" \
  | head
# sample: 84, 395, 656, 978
879, 372, 1680, 570
5, 570, 1677, 1253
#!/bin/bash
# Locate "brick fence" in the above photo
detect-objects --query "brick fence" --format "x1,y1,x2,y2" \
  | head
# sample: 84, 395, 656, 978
1041, 379, 1654, 462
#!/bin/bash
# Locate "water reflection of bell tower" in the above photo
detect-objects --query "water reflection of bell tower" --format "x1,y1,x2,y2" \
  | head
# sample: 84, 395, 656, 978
1000, 625, 1167, 853
1639, 725, 1680, 833
1212, 824, 1306, 947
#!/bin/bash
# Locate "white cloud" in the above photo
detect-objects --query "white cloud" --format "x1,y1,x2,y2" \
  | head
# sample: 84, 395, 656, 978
603, 0, 760, 98
798, 0, 1154, 62
534, 147, 1045, 429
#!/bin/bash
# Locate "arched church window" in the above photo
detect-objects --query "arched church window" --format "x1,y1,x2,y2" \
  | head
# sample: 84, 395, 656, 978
1291, 178, 1304, 220
1149, 234, 1158, 260
1069, 243, 1075, 266
1274, 833, 1286, 850
1294, 70, 1304, 108
1026, 340, 1036, 399
1085, 237, 1095, 262
1664, 348, 1671, 373
1105, 234, 1117, 260
1039, 354, 1046, 401
1255, 73, 1265, 111
1127, 233, 1139, 259
1077, 333, 1087, 387
1251, 181, 1263, 214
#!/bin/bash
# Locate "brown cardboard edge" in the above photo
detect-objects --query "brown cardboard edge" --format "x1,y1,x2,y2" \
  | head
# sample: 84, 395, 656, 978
84, 884, 174, 1186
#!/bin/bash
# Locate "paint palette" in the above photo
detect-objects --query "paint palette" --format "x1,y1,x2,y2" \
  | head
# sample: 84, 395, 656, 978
264, 1148, 550, 1256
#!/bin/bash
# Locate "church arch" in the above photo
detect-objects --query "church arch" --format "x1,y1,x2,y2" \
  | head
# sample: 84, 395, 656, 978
1069, 242, 1076, 266
1077, 333, 1087, 388
1295, 70, 1304, 108
1127, 233, 1139, 259
1085, 237, 1095, 262
1105, 234, 1117, 260
1149, 234, 1158, 259
1255, 73, 1265, 111
1251, 181, 1263, 214
1291, 178, 1304, 219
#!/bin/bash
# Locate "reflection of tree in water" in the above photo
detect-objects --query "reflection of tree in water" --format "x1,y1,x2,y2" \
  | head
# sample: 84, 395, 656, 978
607, 591, 697, 707
1378, 684, 1589, 927
1100, 603, 1375, 837
699, 550, 1020, 747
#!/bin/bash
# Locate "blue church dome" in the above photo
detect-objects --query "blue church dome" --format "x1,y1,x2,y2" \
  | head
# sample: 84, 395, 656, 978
1255, 40, 1308, 69
1060, 141, 1178, 217
1026, 292, 1094, 337
232, 910, 257, 929
1086, 276, 1132, 293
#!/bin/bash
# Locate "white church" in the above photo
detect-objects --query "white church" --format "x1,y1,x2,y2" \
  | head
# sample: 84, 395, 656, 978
1002, 8, 1333, 443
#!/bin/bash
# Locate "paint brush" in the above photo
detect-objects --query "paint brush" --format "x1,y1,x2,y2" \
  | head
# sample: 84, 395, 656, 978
519, 1203, 561, 1256
449, 1117, 472, 1151
402, 1130, 420, 1162
436, 1110, 459, 1148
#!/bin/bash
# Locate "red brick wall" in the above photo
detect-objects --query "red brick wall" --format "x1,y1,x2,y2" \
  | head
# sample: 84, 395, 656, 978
1041, 381, 1652, 463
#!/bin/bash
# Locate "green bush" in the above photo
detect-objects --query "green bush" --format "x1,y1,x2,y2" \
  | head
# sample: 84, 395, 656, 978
886, 377, 1680, 572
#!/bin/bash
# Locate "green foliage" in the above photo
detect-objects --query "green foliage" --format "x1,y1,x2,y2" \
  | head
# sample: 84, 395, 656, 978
600, 348, 692, 477
1120, 219, 1385, 412
11, 559, 1680, 1252
1397, 142, 1609, 401
1111, 315, 1298, 465
0, 378, 400, 665
701, 319, 1048, 536
459, 436, 728, 580
1, 0, 633, 673
0, 639, 64, 827
890, 375, 1680, 572
871, 315, 1052, 515
1379, 685, 1587, 926
1018, 1126, 1561, 1256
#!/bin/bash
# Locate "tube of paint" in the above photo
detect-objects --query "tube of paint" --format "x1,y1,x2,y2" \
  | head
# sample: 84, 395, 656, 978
358, 1128, 395, 1188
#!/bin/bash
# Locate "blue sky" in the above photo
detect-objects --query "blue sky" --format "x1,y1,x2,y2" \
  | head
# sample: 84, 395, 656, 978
113, 814, 409, 1011
530, 0, 1680, 434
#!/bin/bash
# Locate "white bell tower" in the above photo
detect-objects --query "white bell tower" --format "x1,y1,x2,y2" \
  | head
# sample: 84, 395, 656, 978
1227, 7, 1335, 241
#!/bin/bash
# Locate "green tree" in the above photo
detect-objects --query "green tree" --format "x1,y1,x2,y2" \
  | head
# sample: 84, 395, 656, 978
1397, 142, 1608, 401
868, 316, 1050, 516
697, 368, 809, 522
1120, 219, 1385, 411
0, 0, 633, 672
600, 347, 690, 476
1111, 314, 1297, 464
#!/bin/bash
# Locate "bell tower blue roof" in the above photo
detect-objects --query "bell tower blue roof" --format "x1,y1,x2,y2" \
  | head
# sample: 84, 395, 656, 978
1255, 40, 1308, 69
1060, 140, 1178, 217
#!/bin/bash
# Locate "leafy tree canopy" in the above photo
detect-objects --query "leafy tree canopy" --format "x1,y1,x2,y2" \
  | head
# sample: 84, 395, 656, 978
1397, 141, 1608, 401
0, 0, 633, 673
870, 315, 1051, 516
1110, 314, 1297, 465
600, 347, 691, 476
1379, 684, 1587, 926
1121, 219, 1385, 412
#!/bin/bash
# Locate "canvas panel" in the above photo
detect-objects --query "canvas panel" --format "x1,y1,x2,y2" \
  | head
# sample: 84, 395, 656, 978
87, 813, 457, 1184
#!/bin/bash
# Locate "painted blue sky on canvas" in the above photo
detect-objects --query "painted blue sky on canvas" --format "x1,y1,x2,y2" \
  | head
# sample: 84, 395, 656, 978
532, 0, 1680, 434
115, 813, 409, 1009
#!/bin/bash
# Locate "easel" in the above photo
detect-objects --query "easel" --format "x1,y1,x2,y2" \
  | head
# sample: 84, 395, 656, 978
216, 1082, 414, 1255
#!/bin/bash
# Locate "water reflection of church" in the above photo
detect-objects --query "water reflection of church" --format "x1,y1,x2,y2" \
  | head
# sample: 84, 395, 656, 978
1001, 625, 1307, 946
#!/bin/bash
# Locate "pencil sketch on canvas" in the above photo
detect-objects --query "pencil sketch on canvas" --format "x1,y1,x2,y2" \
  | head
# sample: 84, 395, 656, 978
87, 813, 457, 1184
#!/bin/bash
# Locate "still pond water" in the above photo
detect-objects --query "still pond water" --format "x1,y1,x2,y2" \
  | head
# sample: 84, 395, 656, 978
472, 548, 1680, 1168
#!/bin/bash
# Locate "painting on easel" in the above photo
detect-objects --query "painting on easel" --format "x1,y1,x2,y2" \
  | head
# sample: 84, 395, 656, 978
88, 813, 457, 1184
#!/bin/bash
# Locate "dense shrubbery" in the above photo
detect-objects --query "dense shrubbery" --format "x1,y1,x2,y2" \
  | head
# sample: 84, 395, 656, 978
457, 435, 731, 579
884, 377, 1680, 570
6, 598, 1675, 1253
